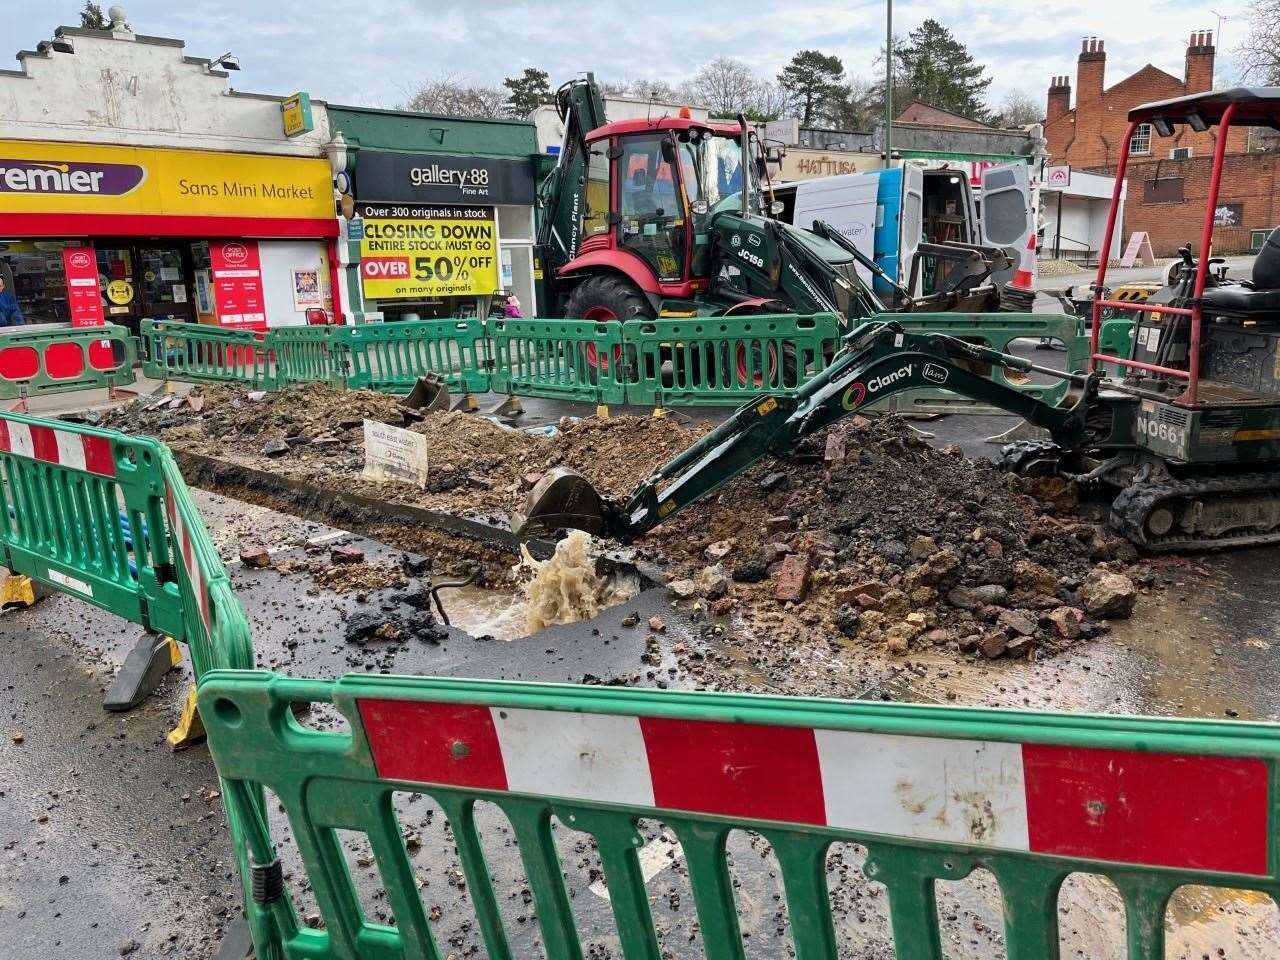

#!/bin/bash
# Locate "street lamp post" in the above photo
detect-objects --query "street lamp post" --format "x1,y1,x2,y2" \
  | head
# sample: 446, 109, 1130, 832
884, 0, 893, 168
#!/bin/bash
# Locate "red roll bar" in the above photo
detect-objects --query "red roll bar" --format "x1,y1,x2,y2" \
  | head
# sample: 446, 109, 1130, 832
1089, 102, 1239, 406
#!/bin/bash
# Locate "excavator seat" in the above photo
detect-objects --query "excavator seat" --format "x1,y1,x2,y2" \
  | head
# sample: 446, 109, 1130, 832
1200, 227, 1280, 319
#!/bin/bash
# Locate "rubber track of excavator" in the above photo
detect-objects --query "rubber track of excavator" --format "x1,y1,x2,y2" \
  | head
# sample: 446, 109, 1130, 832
1110, 471, 1280, 551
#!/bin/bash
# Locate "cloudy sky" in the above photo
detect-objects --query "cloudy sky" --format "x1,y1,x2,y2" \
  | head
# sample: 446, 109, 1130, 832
0, 1, 1254, 114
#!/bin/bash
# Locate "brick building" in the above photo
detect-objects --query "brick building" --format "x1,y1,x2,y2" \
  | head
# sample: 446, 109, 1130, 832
1044, 33, 1274, 256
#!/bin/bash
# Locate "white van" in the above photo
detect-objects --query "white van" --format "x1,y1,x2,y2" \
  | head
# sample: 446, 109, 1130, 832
774, 162, 1037, 305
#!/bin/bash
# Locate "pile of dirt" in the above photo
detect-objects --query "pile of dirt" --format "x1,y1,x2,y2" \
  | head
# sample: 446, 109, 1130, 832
640, 415, 1148, 665
97, 385, 1151, 671
99, 385, 701, 518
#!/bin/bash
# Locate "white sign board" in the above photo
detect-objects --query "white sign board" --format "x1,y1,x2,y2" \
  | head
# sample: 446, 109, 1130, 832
1045, 164, 1072, 189
363, 420, 429, 487
1120, 231, 1156, 268
764, 117, 800, 146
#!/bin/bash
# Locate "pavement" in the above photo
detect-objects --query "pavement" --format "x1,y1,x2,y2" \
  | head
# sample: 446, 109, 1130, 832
1038, 253, 1255, 289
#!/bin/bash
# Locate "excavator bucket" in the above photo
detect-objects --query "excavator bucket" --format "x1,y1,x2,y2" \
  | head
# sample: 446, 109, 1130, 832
403, 374, 451, 413
511, 467, 609, 539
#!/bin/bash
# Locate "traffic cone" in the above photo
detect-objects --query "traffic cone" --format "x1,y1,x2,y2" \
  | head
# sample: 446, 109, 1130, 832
1001, 233, 1038, 311
1009, 233, 1037, 290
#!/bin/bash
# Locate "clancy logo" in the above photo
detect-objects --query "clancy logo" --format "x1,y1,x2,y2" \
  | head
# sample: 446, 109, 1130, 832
0, 159, 146, 196
841, 382, 867, 409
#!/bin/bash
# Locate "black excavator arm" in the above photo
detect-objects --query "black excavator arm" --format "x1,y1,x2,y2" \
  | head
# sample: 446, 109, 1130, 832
513, 321, 1097, 542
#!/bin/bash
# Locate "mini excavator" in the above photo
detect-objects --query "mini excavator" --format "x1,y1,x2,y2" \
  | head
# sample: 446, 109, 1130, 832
516, 88, 1280, 553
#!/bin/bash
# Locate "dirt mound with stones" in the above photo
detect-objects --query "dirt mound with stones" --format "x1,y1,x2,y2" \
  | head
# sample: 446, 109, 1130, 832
95, 385, 1148, 667
641, 415, 1147, 664
97, 384, 700, 519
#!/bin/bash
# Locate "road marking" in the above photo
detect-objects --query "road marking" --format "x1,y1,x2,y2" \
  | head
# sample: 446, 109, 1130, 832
588, 831, 684, 900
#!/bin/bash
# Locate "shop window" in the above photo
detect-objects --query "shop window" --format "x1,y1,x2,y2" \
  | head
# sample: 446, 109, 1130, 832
496, 205, 534, 242
1129, 123, 1153, 156
1143, 177, 1184, 204
0, 240, 69, 324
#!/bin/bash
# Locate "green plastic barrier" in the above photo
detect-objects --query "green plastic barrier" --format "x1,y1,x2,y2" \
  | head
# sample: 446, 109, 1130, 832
0, 323, 137, 401
489, 317, 626, 405
0, 411, 187, 639
342, 318, 490, 395
201, 669, 1280, 960
1098, 317, 1136, 378
623, 313, 842, 407
884, 313, 1084, 415
273, 327, 348, 389
140, 319, 276, 390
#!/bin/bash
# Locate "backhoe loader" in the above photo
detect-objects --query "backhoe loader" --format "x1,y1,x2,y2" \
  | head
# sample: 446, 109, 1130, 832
516, 86, 1280, 553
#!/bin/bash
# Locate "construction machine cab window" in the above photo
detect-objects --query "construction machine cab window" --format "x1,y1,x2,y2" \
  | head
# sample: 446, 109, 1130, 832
584, 147, 611, 238
618, 135, 685, 281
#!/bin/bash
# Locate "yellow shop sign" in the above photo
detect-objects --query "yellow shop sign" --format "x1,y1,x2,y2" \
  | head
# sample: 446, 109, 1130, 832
0, 140, 333, 220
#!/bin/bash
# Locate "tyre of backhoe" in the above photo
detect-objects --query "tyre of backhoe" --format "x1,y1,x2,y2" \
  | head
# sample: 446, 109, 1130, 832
564, 274, 653, 377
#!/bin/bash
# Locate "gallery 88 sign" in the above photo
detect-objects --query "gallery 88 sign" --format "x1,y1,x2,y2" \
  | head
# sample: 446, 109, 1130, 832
356, 152, 536, 206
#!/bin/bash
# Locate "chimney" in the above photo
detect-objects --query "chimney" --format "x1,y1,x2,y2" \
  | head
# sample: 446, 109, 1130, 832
1076, 37, 1106, 108
1185, 30, 1215, 92
1047, 74, 1072, 123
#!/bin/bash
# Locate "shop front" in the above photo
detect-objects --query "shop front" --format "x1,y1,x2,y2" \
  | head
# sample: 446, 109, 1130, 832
351, 150, 536, 321
0, 140, 338, 333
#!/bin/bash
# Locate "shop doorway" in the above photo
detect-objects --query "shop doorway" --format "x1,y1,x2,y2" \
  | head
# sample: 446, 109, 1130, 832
96, 243, 196, 333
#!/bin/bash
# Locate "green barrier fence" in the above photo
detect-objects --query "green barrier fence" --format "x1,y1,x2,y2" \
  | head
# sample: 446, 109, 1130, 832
489, 317, 627, 405
0, 409, 264, 955
140, 319, 276, 390
0, 411, 187, 638
884, 313, 1085, 416
343, 318, 491, 395
273, 327, 349, 389
1098, 317, 1136, 378
623, 312, 843, 407
200, 669, 1280, 960
0, 323, 137, 402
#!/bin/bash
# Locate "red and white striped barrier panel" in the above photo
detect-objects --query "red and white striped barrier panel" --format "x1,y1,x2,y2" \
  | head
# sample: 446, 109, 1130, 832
359, 699, 1270, 876
0, 419, 116, 477
164, 485, 211, 635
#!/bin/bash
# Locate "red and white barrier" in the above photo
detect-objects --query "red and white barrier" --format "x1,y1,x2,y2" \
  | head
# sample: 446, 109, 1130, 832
164, 486, 211, 634
0, 420, 116, 477
359, 699, 1269, 876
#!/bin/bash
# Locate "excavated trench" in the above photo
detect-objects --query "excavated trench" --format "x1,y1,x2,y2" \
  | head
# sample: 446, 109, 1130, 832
174, 450, 652, 643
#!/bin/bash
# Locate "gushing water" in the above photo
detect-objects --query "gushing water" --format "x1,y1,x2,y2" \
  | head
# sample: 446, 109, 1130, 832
519, 530, 637, 633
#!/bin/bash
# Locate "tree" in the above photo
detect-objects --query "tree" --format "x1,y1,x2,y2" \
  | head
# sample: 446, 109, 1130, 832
893, 19, 993, 122
826, 75, 879, 131
401, 75, 506, 119
79, 1, 109, 28
1240, 0, 1280, 85
502, 68, 551, 119
777, 50, 846, 128
991, 89, 1041, 128
684, 57, 758, 117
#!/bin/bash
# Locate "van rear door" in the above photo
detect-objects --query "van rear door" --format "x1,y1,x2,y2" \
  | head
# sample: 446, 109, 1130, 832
979, 162, 1035, 288
899, 164, 924, 296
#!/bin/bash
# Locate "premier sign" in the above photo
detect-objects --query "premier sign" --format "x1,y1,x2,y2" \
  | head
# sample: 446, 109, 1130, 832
0, 159, 146, 196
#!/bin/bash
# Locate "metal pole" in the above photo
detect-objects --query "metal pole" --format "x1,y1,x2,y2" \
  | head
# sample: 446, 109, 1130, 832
1189, 101, 1238, 407
884, 0, 893, 169
1055, 190, 1063, 260
1090, 119, 1138, 374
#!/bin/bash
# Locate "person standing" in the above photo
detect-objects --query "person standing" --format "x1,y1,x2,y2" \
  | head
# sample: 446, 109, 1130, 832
0, 274, 23, 327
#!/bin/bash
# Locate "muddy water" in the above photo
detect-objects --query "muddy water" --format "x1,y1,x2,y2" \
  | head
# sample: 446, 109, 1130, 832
431, 582, 530, 641
519, 530, 639, 633
431, 532, 641, 640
